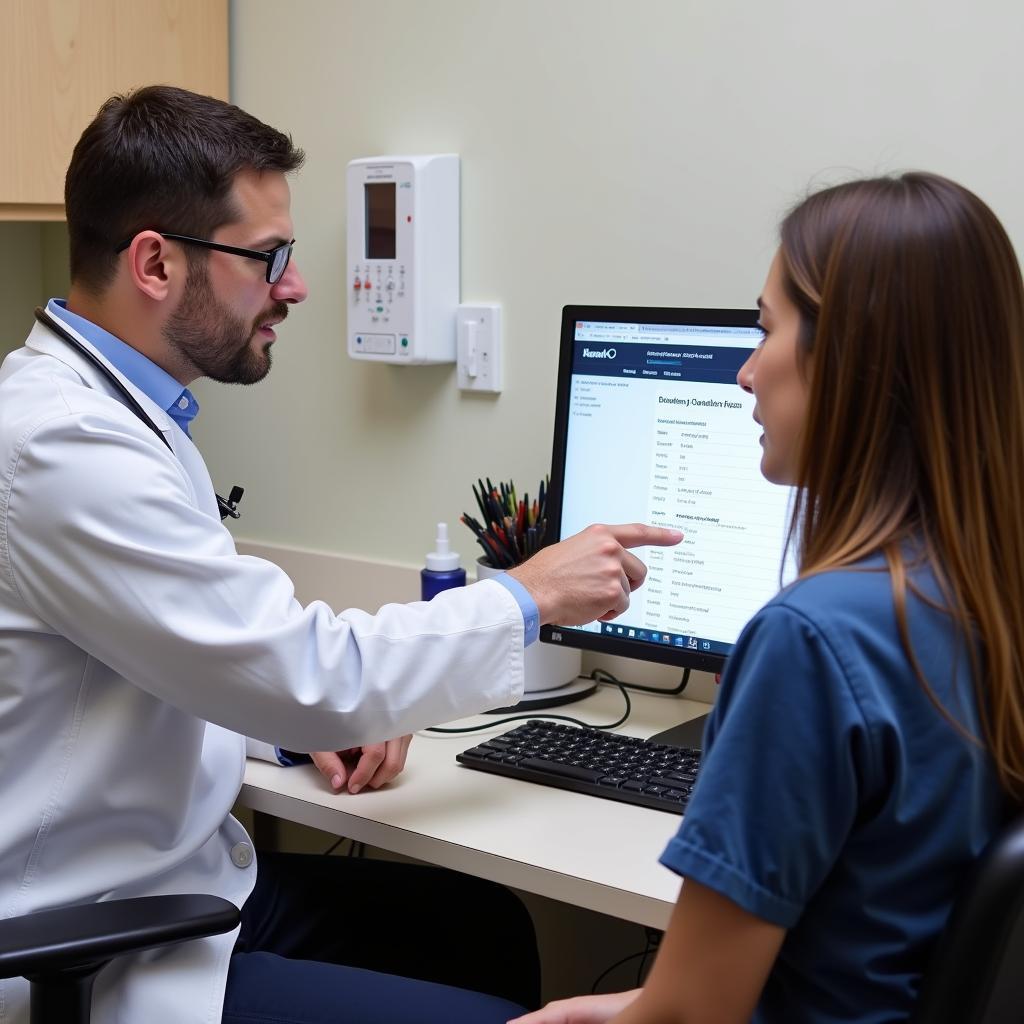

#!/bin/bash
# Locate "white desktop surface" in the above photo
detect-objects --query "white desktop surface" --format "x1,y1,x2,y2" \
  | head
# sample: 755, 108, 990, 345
239, 686, 709, 929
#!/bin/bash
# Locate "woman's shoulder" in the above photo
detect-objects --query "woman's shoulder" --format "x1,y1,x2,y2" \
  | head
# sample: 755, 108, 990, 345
771, 558, 896, 613
749, 554, 948, 662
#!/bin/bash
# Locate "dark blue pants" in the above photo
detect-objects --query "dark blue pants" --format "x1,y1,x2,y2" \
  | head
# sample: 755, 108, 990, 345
222, 852, 540, 1023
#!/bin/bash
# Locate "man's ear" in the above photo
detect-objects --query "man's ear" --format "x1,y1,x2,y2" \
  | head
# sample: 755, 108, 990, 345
125, 231, 185, 302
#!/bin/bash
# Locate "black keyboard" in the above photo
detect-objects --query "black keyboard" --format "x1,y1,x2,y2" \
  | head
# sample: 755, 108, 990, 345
456, 720, 701, 815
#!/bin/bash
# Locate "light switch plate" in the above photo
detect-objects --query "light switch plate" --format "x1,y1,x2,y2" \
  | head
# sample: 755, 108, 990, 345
456, 304, 502, 393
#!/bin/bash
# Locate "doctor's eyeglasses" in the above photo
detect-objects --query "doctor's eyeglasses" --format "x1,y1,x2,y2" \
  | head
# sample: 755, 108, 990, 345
115, 233, 295, 284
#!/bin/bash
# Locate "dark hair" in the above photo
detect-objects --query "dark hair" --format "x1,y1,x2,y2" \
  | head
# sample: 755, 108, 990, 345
65, 85, 305, 292
779, 172, 1024, 803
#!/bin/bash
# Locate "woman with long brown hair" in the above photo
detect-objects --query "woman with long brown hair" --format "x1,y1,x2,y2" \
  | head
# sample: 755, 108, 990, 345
512, 172, 1024, 1023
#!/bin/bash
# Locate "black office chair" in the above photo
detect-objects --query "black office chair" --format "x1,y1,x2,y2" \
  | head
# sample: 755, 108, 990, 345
0, 894, 239, 1024
911, 814, 1024, 1023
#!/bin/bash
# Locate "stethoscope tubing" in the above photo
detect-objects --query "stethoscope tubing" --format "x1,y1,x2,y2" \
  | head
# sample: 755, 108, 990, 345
35, 307, 174, 452
31, 307, 240, 520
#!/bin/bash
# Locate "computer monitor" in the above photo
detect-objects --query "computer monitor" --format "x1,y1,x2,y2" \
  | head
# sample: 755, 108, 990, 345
540, 305, 795, 749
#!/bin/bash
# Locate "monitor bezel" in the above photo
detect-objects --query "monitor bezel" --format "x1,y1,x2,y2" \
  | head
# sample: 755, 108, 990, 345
539, 303, 762, 674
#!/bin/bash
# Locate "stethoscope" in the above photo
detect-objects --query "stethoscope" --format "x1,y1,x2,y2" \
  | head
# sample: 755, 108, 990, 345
33, 307, 244, 521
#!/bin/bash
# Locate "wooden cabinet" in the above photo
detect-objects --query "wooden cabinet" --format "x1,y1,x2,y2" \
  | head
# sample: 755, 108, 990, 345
0, 0, 228, 220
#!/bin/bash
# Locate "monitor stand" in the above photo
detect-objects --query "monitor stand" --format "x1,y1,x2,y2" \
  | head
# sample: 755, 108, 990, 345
648, 713, 708, 752
485, 676, 598, 714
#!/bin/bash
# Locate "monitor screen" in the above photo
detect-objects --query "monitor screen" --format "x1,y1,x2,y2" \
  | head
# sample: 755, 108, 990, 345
365, 182, 397, 259
541, 305, 795, 674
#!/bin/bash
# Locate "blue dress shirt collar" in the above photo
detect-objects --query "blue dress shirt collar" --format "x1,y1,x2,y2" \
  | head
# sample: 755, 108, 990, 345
45, 298, 200, 436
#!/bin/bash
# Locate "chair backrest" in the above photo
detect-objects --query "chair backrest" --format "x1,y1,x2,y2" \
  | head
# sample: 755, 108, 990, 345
911, 814, 1024, 1024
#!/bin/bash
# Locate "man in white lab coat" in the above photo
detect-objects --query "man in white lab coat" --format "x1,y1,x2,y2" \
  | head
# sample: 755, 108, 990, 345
0, 86, 680, 1024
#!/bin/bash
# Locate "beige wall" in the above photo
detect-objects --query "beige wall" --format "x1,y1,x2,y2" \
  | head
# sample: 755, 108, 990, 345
39, 222, 71, 301
6, 2, 1022, 570
208, 0, 1024, 570
0, 223, 70, 356
0, 224, 44, 350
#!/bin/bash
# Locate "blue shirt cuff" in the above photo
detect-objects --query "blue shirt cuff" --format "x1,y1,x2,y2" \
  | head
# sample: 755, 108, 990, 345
491, 573, 540, 646
276, 747, 312, 766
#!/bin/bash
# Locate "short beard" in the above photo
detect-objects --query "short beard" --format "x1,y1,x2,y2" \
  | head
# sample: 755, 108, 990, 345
163, 262, 287, 385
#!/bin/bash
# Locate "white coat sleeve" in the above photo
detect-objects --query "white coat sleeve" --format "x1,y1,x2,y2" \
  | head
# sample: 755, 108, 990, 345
245, 737, 286, 762
3, 411, 525, 751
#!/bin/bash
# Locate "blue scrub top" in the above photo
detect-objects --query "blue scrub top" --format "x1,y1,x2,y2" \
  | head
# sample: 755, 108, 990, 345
660, 555, 1005, 1023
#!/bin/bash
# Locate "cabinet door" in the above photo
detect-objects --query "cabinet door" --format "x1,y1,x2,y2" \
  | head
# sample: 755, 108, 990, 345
0, 0, 228, 216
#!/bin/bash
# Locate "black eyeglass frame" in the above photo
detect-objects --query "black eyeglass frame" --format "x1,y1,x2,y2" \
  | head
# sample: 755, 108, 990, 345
114, 232, 295, 284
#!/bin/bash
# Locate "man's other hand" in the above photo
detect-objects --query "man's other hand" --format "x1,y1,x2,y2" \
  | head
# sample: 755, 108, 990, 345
311, 736, 413, 794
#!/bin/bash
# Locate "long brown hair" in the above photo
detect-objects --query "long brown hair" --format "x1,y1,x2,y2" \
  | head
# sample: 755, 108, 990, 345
779, 172, 1024, 804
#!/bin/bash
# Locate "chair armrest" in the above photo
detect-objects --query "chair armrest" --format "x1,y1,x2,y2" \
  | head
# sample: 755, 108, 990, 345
0, 895, 240, 979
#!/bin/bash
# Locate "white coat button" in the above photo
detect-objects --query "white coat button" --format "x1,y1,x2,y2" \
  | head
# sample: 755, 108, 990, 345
230, 842, 254, 868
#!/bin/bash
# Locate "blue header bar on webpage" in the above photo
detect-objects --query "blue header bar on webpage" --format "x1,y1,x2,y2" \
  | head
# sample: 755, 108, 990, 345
571, 340, 752, 384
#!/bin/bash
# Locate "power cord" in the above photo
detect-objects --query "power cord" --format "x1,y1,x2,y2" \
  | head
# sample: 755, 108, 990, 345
590, 926, 664, 994
590, 950, 649, 994
425, 671, 631, 733
591, 665, 690, 696
424, 665, 690, 735
321, 836, 366, 857
636, 927, 662, 985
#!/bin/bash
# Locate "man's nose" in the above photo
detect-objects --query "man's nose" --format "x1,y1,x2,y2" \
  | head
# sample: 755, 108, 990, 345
272, 259, 308, 303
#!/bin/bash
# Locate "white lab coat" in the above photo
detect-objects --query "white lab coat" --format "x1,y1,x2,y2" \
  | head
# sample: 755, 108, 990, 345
0, 319, 525, 1023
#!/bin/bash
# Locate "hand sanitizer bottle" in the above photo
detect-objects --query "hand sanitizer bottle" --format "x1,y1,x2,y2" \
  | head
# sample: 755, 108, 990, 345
420, 522, 466, 600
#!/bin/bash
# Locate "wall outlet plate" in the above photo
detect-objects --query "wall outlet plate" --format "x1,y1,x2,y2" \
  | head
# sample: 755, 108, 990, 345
456, 304, 502, 393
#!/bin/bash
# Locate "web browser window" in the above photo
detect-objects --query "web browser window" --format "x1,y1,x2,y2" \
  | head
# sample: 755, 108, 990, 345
558, 318, 794, 657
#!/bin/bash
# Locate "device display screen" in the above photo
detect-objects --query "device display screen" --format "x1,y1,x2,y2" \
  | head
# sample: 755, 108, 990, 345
549, 309, 795, 668
365, 183, 397, 259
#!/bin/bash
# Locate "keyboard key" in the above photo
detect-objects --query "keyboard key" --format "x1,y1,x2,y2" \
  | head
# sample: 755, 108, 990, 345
649, 775, 693, 790
520, 758, 604, 783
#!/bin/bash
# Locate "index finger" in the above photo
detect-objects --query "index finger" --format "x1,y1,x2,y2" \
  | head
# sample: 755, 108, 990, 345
604, 523, 684, 549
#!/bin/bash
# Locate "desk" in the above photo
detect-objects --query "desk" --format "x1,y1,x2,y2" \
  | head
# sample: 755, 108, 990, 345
238, 686, 709, 930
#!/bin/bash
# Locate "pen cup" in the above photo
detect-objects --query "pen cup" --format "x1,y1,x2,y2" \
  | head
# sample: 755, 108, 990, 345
476, 557, 583, 694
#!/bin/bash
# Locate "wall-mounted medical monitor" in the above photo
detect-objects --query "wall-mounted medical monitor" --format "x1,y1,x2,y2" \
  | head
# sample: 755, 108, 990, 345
346, 154, 459, 364
541, 305, 795, 674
